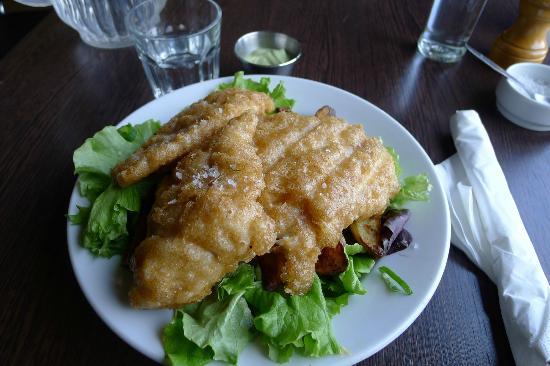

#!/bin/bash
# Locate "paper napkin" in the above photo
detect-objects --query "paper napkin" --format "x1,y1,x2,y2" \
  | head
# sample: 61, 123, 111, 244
434, 110, 550, 366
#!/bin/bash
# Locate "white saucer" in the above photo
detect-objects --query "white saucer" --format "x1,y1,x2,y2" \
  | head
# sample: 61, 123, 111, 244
497, 100, 550, 132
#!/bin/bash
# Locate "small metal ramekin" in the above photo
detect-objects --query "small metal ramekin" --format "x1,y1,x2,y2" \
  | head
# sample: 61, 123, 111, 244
234, 31, 302, 75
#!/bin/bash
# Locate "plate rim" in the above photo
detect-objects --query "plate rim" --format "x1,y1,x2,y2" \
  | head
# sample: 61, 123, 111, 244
66, 75, 451, 365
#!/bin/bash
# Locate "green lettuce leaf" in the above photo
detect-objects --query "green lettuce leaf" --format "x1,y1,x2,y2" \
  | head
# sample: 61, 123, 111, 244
321, 244, 375, 297
70, 120, 161, 257
324, 293, 350, 317
164, 264, 256, 366
385, 146, 402, 177
81, 179, 155, 257
217, 263, 256, 300
379, 266, 413, 295
386, 145, 432, 209
353, 255, 376, 275
262, 335, 295, 363
268, 82, 295, 110
245, 276, 343, 360
73, 120, 160, 178
338, 255, 367, 295
77, 172, 111, 202
67, 205, 90, 225
163, 311, 214, 366
390, 173, 432, 209
345, 243, 366, 256
218, 71, 270, 92
164, 244, 380, 365
181, 293, 255, 364
218, 71, 295, 110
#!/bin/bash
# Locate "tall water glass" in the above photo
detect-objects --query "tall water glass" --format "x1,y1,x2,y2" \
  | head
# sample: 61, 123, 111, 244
126, 0, 221, 98
417, 0, 488, 63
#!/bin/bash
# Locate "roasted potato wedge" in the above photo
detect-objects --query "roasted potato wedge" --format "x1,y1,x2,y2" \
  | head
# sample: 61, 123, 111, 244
350, 216, 384, 258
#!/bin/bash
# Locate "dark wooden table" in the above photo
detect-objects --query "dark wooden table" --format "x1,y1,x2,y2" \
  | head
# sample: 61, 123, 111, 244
1, 0, 548, 365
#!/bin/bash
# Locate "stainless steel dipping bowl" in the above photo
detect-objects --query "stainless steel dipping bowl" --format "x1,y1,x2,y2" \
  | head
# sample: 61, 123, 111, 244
234, 31, 302, 75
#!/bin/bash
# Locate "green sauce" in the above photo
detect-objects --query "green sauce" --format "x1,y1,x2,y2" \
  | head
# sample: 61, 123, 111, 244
244, 48, 290, 66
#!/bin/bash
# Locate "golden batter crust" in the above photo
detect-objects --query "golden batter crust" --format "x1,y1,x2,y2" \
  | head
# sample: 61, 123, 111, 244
129, 112, 276, 308
112, 89, 274, 187
256, 111, 399, 294
126, 93, 399, 308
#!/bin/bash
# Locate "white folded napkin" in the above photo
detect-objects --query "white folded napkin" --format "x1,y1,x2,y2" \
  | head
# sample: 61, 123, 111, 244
434, 110, 550, 366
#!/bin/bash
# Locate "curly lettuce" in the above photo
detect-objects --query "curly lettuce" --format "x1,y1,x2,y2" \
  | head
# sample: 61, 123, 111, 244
68, 120, 161, 257
218, 71, 295, 110
164, 244, 376, 365
387, 146, 432, 209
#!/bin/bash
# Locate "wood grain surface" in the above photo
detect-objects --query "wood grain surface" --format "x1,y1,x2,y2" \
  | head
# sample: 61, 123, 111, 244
0, 0, 548, 365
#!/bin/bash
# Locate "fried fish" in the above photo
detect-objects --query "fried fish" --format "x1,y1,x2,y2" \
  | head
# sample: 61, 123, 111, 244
129, 111, 276, 308
127, 94, 399, 308
112, 89, 274, 187
256, 110, 399, 294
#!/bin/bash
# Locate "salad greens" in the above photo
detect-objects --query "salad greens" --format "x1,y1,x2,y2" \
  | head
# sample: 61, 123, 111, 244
164, 314, 214, 366
379, 266, 413, 295
321, 243, 375, 297
386, 146, 432, 209
69, 120, 160, 257
218, 71, 295, 110
385, 146, 402, 177
390, 174, 432, 209
163, 244, 375, 366
68, 72, 425, 365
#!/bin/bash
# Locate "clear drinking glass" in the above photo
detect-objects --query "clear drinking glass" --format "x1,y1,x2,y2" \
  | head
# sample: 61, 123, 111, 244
126, 0, 222, 98
417, 0, 488, 63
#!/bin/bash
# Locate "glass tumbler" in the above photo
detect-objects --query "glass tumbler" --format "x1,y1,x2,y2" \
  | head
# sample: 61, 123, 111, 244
417, 0, 488, 63
126, 0, 222, 98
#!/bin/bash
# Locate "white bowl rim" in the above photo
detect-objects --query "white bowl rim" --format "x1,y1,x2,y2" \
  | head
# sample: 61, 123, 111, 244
503, 62, 550, 110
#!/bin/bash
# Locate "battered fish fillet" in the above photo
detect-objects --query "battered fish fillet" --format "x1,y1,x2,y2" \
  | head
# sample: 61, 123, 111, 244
129, 111, 276, 308
256, 111, 400, 294
128, 102, 399, 308
112, 88, 274, 187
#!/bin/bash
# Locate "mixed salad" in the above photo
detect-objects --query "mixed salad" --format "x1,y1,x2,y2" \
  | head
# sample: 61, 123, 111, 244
68, 72, 431, 365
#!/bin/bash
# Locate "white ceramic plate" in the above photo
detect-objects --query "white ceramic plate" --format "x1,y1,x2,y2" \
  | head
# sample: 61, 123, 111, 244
67, 76, 450, 365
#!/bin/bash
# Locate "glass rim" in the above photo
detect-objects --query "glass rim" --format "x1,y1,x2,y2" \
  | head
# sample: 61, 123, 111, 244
126, 0, 222, 40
